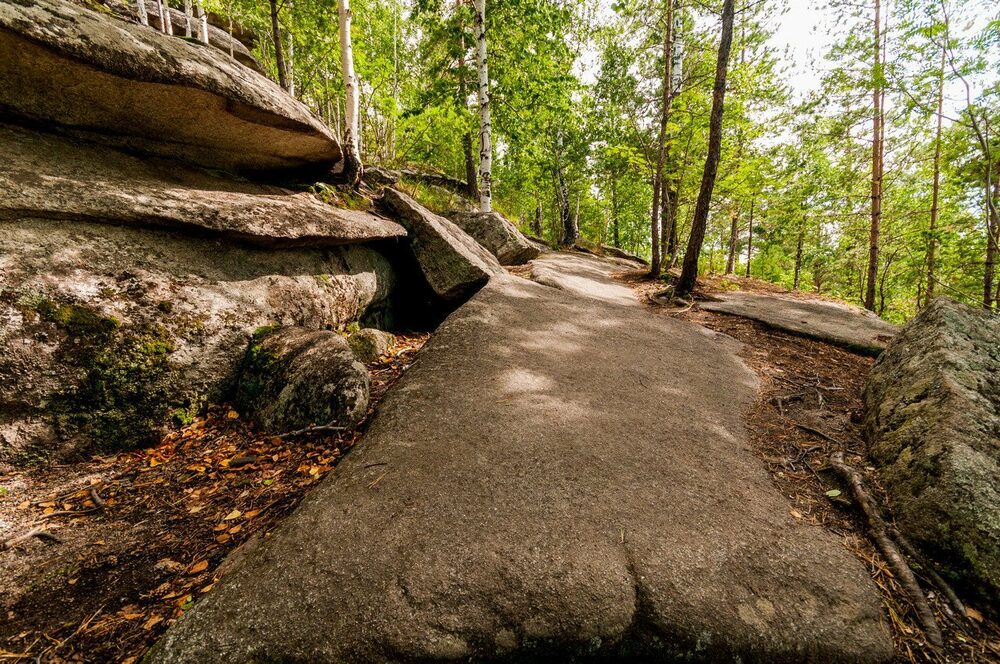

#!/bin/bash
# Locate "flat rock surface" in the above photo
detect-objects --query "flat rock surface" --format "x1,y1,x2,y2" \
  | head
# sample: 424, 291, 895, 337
152, 252, 891, 662
701, 291, 898, 356
0, 0, 340, 175
0, 124, 405, 247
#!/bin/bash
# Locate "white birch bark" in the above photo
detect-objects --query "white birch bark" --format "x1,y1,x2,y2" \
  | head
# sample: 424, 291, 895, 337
137, 0, 148, 26
473, 0, 492, 212
156, 0, 169, 34
338, 0, 362, 184
198, 2, 208, 44
183, 0, 192, 37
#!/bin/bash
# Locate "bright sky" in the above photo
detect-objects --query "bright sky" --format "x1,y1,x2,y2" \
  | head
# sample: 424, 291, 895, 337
768, 2, 837, 101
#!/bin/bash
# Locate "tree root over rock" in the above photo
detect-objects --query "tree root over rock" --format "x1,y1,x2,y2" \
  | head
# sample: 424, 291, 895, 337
828, 452, 944, 648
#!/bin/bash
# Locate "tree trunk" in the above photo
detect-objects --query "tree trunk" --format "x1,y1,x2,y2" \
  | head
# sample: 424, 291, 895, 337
611, 178, 621, 248
725, 207, 738, 274
287, 27, 295, 97
196, 1, 208, 44
473, 0, 493, 212
269, 0, 289, 91
925, 44, 945, 307
650, 0, 674, 278
864, 0, 884, 311
183, 0, 193, 37
556, 163, 575, 245
137, 0, 148, 26
986, 164, 1000, 308
457, 2, 479, 200
463, 133, 478, 199
533, 199, 543, 237
675, 0, 736, 297
666, 187, 678, 266
338, 0, 363, 185
793, 216, 805, 289
745, 197, 754, 278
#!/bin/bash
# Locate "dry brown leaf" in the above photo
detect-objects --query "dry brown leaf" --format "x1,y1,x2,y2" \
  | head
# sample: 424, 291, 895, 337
223, 509, 241, 521
967, 607, 984, 623
143, 615, 163, 630
187, 560, 209, 575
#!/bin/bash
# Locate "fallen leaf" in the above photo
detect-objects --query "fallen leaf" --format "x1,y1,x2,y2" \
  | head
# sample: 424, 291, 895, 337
143, 615, 163, 630
68, 578, 78, 585
216, 533, 230, 544
825, 489, 842, 498
226, 410, 239, 420
789, 509, 803, 519
228, 524, 242, 534
214, 523, 228, 532
200, 584, 214, 594
188, 504, 204, 514
967, 607, 983, 623
243, 509, 260, 520
187, 560, 209, 575
224, 509, 241, 521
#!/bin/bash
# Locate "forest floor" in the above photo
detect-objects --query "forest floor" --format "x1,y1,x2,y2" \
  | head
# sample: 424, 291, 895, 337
621, 269, 1000, 664
0, 334, 428, 663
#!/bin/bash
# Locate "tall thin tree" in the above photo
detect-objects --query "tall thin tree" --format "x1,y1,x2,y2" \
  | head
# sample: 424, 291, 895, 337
676, 0, 737, 297
269, 0, 289, 91
338, 0, 363, 185
925, 41, 945, 306
473, 0, 493, 212
864, 0, 885, 311
650, 0, 675, 277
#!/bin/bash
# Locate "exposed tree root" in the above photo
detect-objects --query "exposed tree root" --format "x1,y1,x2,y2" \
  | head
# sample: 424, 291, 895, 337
828, 452, 944, 648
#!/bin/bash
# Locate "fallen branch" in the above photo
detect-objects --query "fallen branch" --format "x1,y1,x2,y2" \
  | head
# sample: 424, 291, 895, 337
828, 452, 943, 648
277, 423, 347, 440
795, 422, 845, 446
39, 507, 98, 520
1, 525, 63, 550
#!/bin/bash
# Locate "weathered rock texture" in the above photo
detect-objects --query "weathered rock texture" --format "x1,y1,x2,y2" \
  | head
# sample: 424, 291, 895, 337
236, 327, 370, 433
380, 188, 503, 301
701, 291, 898, 356
446, 210, 541, 265
348, 328, 395, 363
0, 219, 394, 463
0, 125, 404, 247
0, 0, 341, 176
151, 252, 891, 663
864, 297, 1000, 607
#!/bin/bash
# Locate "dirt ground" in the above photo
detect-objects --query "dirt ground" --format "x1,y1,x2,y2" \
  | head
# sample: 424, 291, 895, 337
621, 269, 1000, 664
0, 334, 428, 663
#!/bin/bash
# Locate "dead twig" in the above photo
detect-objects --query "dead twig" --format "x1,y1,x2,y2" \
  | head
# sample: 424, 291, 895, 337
828, 452, 943, 648
1, 525, 63, 550
277, 423, 347, 440
89, 487, 106, 509
39, 508, 98, 520
794, 422, 845, 447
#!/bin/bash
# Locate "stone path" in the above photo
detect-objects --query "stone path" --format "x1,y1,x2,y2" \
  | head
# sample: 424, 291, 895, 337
152, 253, 892, 663
701, 291, 898, 356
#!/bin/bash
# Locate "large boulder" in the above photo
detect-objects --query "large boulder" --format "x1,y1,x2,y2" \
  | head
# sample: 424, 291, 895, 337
0, 124, 405, 247
446, 210, 541, 266
0, 0, 341, 176
864, 297, 1000, 607
236, 327, 370, 433
379, 189, 503, 301
0, 218, 394, 464
348, 328, 395, 363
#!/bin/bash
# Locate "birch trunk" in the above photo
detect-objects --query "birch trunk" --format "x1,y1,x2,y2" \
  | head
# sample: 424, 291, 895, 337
183, 0, 192, 37
137, 0, 148, 25
338, 0, 363, 185
197, 1, 208, 44
473, 0, 492, 212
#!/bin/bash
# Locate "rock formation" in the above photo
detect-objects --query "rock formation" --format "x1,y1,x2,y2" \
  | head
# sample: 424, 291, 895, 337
864, 296, 1000, 608
379, 188, 503, 301
446, 210, 540, 266
236, 327, 370, 433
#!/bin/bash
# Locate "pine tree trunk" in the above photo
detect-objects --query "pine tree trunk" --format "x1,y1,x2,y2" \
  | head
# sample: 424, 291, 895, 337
473, 0, 492, 212
925, 44, 945, 307
865, 0, 884, 311
269, 0, 289, 91
675, 0, 736, 297
666, 188, 678, 266
793, 217, 805, 289
650, 0, 674, 278
338, 0, 363, 185
725, 207, 738, 275
745, 197, 754, 278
